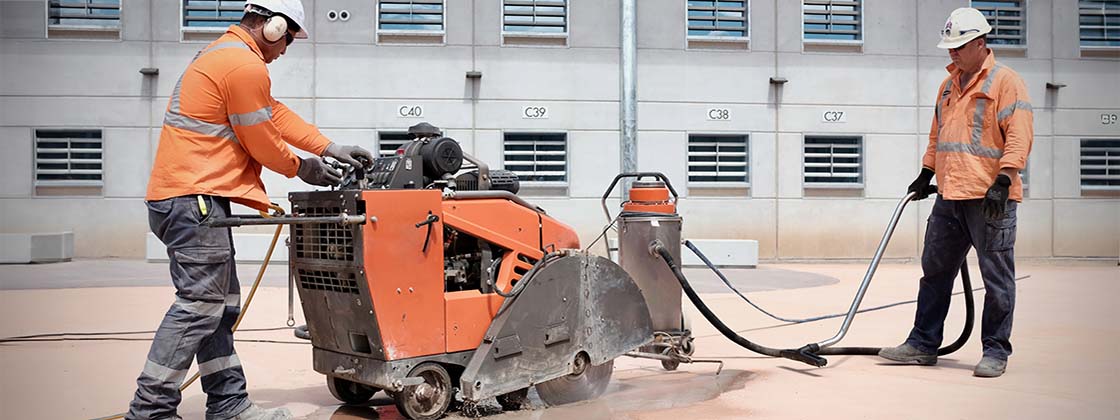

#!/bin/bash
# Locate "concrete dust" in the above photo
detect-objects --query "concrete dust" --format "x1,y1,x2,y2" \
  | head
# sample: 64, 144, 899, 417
300, 367, 753, 420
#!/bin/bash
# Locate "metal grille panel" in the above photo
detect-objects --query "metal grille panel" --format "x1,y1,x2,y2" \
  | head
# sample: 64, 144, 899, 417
1079, 0, 1120, 47
298, 268, 359, 295
688, 135, 749, 184
973, 1, 1025, 46
803, 0, 862, 41
504, 0, 567, 33
35, 129, 103, 186
804, 136, 862, 186
293, 205, 355, 262
183, 0, 245, 28
49, 0, 121, 27
1080, 139, 1120, 190
379, 0, 445, 31
687, 0, 747, 38
503, 133, 567, 183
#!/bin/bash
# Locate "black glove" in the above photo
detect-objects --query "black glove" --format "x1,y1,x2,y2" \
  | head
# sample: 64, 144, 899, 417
982, 174, 1012, 221
297, 157, 342, 187
323, 143, 374, 169
907, 168, 935, 200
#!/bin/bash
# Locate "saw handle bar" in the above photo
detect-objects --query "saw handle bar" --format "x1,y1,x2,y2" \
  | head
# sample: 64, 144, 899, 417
600, 172, 679, 224
202, 213, 368, 228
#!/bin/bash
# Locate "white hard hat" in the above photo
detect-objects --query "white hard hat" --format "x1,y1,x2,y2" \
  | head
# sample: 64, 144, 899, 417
938, 7, 991, 49
246, 0, 308, 39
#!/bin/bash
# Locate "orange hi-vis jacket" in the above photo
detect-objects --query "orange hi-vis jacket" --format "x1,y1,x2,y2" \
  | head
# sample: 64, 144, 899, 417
923, 50, 1033, 202
146, 25, 330, 212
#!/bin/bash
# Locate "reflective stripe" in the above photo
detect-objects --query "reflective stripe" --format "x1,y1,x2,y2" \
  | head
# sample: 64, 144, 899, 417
229, 106, 273, 127
225, 294, 241, 307
173, 297, 224, 318
937, 141, 1003, 159
998, 100, 1032, 122
164, 112, 240, 143
198, 354, 242, 377
142, 359, 189, 384
936, 80, 952, 137
164, 42, 251, 144
969, 64, 1003, 148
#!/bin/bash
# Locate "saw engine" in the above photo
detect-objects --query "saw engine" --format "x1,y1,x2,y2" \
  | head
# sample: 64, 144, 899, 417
285, 123, 671, 419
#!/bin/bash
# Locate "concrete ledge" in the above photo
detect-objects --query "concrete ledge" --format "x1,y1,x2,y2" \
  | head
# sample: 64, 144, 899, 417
681, 239, 758, 268
0, 232, 74, 264
146, 233, 289, 263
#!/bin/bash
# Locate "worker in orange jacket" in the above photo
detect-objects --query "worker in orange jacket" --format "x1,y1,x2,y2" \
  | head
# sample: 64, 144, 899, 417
128, 1, 371, 419
878, 8, 1033, 378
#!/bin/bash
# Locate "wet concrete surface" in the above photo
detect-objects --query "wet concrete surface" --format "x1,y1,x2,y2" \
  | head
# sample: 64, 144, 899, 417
2, 260, 1117, 419
0, 258, 837, 292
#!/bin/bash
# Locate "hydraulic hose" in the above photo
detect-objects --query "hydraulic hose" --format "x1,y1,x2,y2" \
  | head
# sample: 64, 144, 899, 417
651, 241, 828, 367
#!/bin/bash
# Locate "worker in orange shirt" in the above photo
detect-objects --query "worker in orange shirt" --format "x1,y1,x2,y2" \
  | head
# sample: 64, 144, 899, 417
127, 1, 371, 419
878, 8, 1033, 378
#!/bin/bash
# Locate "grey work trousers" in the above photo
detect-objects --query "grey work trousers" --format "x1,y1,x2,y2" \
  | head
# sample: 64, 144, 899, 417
906, 195, 1018, 361
126, 195, 250, 420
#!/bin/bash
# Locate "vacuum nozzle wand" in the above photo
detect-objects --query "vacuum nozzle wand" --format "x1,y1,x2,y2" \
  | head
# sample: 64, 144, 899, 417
779, 344, 828, 368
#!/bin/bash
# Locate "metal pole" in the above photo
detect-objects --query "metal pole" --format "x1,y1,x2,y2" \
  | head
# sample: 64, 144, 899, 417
620, 0, 638, 199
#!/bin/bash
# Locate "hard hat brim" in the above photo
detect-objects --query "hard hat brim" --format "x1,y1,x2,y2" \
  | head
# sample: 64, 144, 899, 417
937, 32, 983, 49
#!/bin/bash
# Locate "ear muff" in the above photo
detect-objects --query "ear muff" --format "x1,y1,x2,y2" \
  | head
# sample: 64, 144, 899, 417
262, 15, 288, 43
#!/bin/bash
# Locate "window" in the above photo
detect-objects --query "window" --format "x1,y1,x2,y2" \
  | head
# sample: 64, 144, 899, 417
804, 136, 862, 186
378, 132, 412, 157
379, 0, 445, 32
503, 0, 567, 34
1080, 139, 1120, 191
48, 0, 120, 28
687, 0, 748, 38
973, 1, 1025, 46
182, 0, 245, 29
688, 135, 749, 184
1079, 0, 1120, 48
503, 133, 567, 183
803, 0, 862, 42
35, 129, 103, 187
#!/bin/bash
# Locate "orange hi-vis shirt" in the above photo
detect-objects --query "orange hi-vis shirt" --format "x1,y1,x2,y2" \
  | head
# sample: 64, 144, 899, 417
923, 50, 1033, 202
146, 25, 330, 211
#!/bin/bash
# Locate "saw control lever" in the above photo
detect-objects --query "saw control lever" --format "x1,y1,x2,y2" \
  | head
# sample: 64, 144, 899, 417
415, 212, 440, 253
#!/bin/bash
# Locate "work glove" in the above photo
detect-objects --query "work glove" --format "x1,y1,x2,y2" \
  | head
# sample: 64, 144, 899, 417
907, 168, 936, 200
323, 143, 374, 169
297, 156, 342, 187
982, 174, 1012, 221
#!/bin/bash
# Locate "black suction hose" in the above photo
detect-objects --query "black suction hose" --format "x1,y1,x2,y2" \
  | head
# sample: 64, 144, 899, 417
651, 241, 828, 367
817, 260, 974, 356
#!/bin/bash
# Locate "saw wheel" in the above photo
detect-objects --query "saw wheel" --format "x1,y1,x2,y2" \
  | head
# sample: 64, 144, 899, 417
535, 353, 614, 406
327, 376, 378, 405
394, 362, 453, 420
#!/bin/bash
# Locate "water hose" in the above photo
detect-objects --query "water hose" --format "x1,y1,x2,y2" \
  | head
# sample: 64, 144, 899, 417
93, 205, 286, 420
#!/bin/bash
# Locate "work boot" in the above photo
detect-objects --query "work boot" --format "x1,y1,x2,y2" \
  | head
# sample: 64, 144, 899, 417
973, 356, 1007, 378
877, 343, 937, 365
224, 404, 292, 420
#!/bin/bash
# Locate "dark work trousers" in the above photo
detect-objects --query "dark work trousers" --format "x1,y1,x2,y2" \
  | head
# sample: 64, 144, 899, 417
127, 195, 250, 420
906, 195, 1018, 361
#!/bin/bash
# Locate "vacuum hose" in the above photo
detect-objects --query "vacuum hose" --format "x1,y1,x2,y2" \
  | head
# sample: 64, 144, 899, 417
816, 262, 973, 356
650, 241, 827, 367
651, 240, 976, 367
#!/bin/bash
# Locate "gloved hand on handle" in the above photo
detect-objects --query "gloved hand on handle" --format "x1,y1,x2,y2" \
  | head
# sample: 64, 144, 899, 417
323, 143, 374, 169
982, 174, 1012, 221
297, 156, 342, 186
907, 168, 936, 200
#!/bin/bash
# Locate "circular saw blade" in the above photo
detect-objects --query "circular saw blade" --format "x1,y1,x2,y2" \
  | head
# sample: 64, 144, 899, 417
535, 358, 614, 406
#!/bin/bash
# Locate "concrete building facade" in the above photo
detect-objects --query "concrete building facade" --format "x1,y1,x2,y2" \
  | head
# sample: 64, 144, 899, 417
1, 0, 1117, 260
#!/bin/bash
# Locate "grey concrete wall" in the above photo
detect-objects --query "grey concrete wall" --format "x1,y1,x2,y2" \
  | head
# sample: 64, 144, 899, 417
1, 0, 1117, 259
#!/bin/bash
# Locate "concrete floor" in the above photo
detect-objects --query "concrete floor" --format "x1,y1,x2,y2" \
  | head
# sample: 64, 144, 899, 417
0, 259, 1117, 419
